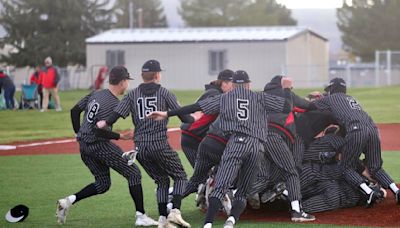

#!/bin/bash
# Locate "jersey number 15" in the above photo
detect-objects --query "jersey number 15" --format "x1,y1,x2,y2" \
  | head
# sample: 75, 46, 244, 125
137, 97, 157, 119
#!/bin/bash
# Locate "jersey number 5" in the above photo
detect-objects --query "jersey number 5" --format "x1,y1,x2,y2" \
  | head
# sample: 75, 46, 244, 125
137, 97, 157, 119
237, 99, 249, 120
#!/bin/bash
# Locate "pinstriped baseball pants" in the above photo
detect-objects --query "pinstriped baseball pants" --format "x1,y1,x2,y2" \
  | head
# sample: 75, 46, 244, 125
264, 131, 302, 202
181, 145, 198, 168
79, 141, 142, 194
342, 127, 394, 189
184, 136, 226, 196
210, 135, 262, 203
300, 162, 343, 196
136, 140, 187, 203
302, 180, 361, 213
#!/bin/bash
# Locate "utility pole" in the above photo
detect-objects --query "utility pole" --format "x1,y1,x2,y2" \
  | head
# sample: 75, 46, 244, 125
129, 0, 134, 28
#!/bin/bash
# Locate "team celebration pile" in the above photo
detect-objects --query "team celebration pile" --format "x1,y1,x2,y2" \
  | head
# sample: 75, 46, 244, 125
55, 59, 400, 228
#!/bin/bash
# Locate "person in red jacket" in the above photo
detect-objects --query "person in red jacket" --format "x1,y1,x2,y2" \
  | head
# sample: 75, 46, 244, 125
40, 56, 62, 112
94, 66, 108, 90
30, 66, 46, 108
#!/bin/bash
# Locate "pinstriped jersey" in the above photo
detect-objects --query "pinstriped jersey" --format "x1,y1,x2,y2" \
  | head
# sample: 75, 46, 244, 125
313, 93, 375, 130
114, 83, 181, 142
198, 86, 286, 142
302, 134, 345, 162
76, 89, 119, 143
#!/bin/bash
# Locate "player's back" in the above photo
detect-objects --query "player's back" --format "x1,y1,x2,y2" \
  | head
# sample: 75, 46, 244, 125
78, 89, 120, 143
128, 83, 180, 142
219, 86, 268, 141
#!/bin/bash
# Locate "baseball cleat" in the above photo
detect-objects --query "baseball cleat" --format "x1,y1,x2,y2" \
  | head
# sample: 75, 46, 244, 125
291, 210, 316, 222
158, 216, 176, 228
122, 149, 138, 166
223, 219, 234, 228
135, 212, 158, 226
261, 182, 286, 203
365, 191, 380, 208
222, 193, 232, 215
247, 193, 260, 209
167, 209, 191, 228
56, 198, 72, 224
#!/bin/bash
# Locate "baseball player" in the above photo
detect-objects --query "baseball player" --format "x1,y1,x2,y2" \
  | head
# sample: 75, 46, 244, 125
56, 66, 158, 226
148, 70, 293, 228
262, 75, 315, 222
311, 77, 400, 207
97, 60, 192, 228
180, 69, 234, 167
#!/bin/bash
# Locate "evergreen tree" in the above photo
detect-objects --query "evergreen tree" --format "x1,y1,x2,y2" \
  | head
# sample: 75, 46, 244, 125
337, 0, 400, 61
0, 0, 113, 67
113, 0, 167, 28
179, 0, 296, 27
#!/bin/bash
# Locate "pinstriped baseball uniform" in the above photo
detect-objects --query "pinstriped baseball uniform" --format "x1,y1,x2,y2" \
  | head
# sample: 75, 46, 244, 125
76, 89, 141, 193
183, 118, 228, 196
263, 131, 301, 202
302, 180, 361, 213
198, 86, 287, 207
313, 93, 395, 190
113, 83, 187, 204
180, 84, 221, 167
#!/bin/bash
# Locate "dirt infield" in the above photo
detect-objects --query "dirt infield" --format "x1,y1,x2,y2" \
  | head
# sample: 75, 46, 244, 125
1, 123, 399, 156
238, 190, 400, 227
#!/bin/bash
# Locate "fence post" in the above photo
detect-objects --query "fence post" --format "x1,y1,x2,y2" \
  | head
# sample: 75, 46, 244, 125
375, 50, 379, 87
346, 64, 351, 87
386, 50, 391, 86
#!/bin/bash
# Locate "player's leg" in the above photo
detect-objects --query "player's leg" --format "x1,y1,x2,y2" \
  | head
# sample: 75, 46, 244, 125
98, 142, 157, 226
341, 130, 380, 207
225, 142, 262, 227
56, 142, 110, 224
364, 129, 399, 204
136, 146, 172, 227
184, 136, 226, 197
204, 136, 253, 227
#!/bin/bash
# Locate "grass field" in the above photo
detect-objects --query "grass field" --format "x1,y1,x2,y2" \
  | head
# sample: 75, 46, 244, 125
0, 86, 399, 144
0, 151, 399, 228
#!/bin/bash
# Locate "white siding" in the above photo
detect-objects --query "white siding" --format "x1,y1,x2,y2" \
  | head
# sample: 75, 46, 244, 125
87, 41, 287, 90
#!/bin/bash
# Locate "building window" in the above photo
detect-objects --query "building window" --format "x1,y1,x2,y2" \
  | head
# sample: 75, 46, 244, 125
106, 50, 125, 68
209, 50, 227, 74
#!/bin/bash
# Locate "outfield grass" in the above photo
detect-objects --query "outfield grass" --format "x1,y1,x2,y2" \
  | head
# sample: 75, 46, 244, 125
0, 151, 398, 227
0, 86, 399, 144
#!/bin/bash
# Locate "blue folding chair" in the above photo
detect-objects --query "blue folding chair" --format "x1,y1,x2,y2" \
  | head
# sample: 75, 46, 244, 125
20, 84, 40, 109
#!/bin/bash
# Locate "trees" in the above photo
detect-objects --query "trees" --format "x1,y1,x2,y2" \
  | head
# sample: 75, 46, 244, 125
179, 0, 296, 27
337, 0, 400, 61
0, 0, 113, 67
113, 0, 167, 28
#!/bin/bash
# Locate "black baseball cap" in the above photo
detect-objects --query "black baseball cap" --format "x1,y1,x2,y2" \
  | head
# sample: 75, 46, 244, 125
5, 205, 29, 223
324, 77, 346, 92
233, 70, 251, 84
109, 66, 133, 85
217, 69, 234, 81
142, 59, 162, 72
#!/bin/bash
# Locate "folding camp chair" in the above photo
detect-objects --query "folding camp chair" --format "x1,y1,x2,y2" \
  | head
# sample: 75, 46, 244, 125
20, 84, 40, 109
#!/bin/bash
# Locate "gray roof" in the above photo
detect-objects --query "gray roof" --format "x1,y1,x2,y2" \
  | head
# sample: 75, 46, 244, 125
86, 26, 327, 44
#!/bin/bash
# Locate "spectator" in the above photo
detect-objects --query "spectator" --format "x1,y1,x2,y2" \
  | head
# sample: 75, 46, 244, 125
94, 66, 108, 90
30, 65, 46, 108
0, 69, 16, 110
40, 56, 62, 112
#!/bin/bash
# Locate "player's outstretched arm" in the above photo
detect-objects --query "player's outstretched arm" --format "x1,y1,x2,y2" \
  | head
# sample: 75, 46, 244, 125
147, 111, 168, 120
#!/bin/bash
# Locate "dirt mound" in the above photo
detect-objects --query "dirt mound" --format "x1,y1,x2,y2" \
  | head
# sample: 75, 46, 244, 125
238, 191, 400, 227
